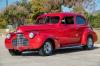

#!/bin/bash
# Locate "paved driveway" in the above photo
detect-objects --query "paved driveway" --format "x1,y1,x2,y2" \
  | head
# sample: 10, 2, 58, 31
0, 37, 100, 66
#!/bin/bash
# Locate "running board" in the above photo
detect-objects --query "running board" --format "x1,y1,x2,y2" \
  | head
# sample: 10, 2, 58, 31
57, 45, 83, 50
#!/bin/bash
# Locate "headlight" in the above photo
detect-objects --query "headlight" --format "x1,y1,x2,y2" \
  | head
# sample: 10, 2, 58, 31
17, 29, 22, 33
29, 32, 35, 38
6, 33, 11, 39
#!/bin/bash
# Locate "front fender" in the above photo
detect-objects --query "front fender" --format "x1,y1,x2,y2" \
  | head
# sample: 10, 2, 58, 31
29, 33, 60, 49
37, 33, 60, 49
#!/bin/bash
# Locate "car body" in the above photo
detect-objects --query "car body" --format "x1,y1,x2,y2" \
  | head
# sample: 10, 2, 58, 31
5, 13, 97, 56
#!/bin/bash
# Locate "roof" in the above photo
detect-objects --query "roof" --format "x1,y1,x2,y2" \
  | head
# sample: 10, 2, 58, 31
39, 12, 82, 17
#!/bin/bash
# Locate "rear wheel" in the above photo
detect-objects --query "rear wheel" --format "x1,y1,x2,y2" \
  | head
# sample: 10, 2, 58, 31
82, 36, 94, 50
39, 40, 54, 56
9, 49, 22, 56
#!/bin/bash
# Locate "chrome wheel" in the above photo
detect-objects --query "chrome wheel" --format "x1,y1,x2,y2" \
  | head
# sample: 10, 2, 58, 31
87, 37, 93, 48
82, 36, 94, 50
44, 42, 52, 54
39, 40, 54, 56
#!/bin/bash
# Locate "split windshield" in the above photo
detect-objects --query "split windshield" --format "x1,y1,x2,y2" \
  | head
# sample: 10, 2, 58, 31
36, 16, 60, 24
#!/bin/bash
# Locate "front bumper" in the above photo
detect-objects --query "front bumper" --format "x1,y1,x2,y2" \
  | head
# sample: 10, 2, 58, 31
5, 33, 43, 51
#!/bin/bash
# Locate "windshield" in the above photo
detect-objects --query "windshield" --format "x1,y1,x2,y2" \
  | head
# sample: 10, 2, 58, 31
35, 16, 60, 24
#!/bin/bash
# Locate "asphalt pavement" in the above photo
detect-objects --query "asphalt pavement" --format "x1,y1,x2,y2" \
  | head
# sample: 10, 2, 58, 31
0, 37, 100, 66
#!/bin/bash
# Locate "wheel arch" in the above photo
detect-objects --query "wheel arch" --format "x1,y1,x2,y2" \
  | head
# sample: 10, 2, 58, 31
46, 38, 56, 49
81, 30, 94, 45
40, 37, 60, 50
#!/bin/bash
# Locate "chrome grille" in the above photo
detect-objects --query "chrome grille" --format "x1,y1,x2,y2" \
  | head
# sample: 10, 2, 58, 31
17, 34, 23, 39
12, 34, 28, 47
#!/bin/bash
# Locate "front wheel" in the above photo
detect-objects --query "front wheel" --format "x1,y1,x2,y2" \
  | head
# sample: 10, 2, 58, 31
82, 36, 94, 50
9, 49, 22, 56
39, 40, 54, 56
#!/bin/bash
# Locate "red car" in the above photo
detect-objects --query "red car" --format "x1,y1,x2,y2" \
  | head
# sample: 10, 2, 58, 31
5, 13, 97, 56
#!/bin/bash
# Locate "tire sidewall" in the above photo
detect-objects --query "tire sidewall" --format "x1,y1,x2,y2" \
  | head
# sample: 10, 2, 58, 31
39, 41, 54, 56
9, 50, 21, 56
87, 36, 94, 50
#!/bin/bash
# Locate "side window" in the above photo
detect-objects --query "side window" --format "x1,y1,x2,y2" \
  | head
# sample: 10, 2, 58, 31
46, 16, 60, 24
76, 16, 86, 24
62, 16, 74, 24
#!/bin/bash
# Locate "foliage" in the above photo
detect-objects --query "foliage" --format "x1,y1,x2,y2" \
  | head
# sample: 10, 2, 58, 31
0, 14, 6, 28
88, 13, 100, 28
0, 0, 100, 28
0, 1, 29, 28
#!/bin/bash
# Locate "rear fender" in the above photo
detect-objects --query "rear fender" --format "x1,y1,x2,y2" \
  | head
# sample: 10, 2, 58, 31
81, 29, 92, 45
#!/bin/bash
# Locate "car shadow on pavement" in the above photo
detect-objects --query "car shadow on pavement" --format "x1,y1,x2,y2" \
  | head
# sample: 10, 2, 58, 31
55, 46, 99, 55
22, 51, 40, 56
21, 46, 99, 56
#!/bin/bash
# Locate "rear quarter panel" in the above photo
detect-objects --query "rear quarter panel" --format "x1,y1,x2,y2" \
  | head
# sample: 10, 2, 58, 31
81, 28, 97, 45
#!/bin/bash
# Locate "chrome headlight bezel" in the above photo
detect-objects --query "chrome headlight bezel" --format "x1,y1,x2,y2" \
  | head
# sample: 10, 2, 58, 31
6, 33, 11, 39
16, 29, 22, 33
29, 32, 35, 38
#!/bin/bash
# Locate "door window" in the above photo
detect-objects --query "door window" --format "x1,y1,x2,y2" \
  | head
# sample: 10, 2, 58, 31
76, 16, 86, 24
36, 16, 60, 24
62, 16, 74, 24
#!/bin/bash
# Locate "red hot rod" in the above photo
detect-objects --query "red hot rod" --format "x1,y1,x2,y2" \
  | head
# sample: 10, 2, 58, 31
5, 13, 97, 56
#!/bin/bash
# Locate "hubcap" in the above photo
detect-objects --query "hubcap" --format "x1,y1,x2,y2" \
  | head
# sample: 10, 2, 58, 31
87, 38, 93, 48
44, 42, 52, 54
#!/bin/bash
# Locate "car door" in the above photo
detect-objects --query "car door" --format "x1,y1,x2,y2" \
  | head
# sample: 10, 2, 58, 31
58, 16, 79, 46
75, 15, 88, 43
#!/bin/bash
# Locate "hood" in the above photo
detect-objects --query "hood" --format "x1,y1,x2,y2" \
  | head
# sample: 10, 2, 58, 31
17, 24, 57, 33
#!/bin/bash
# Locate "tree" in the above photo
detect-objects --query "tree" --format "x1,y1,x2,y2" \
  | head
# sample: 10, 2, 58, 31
88, 13, 100, 28
30, 0, 48, 20
1, 2, 29, 28
45, 0, 95, 13
0, 13, 6, 28
0, 0, 98, 29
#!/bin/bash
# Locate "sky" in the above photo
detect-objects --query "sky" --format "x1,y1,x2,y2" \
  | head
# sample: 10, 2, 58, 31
0, 0, 19, 10
95, 0, 100, 10
0, 0, 100, 11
